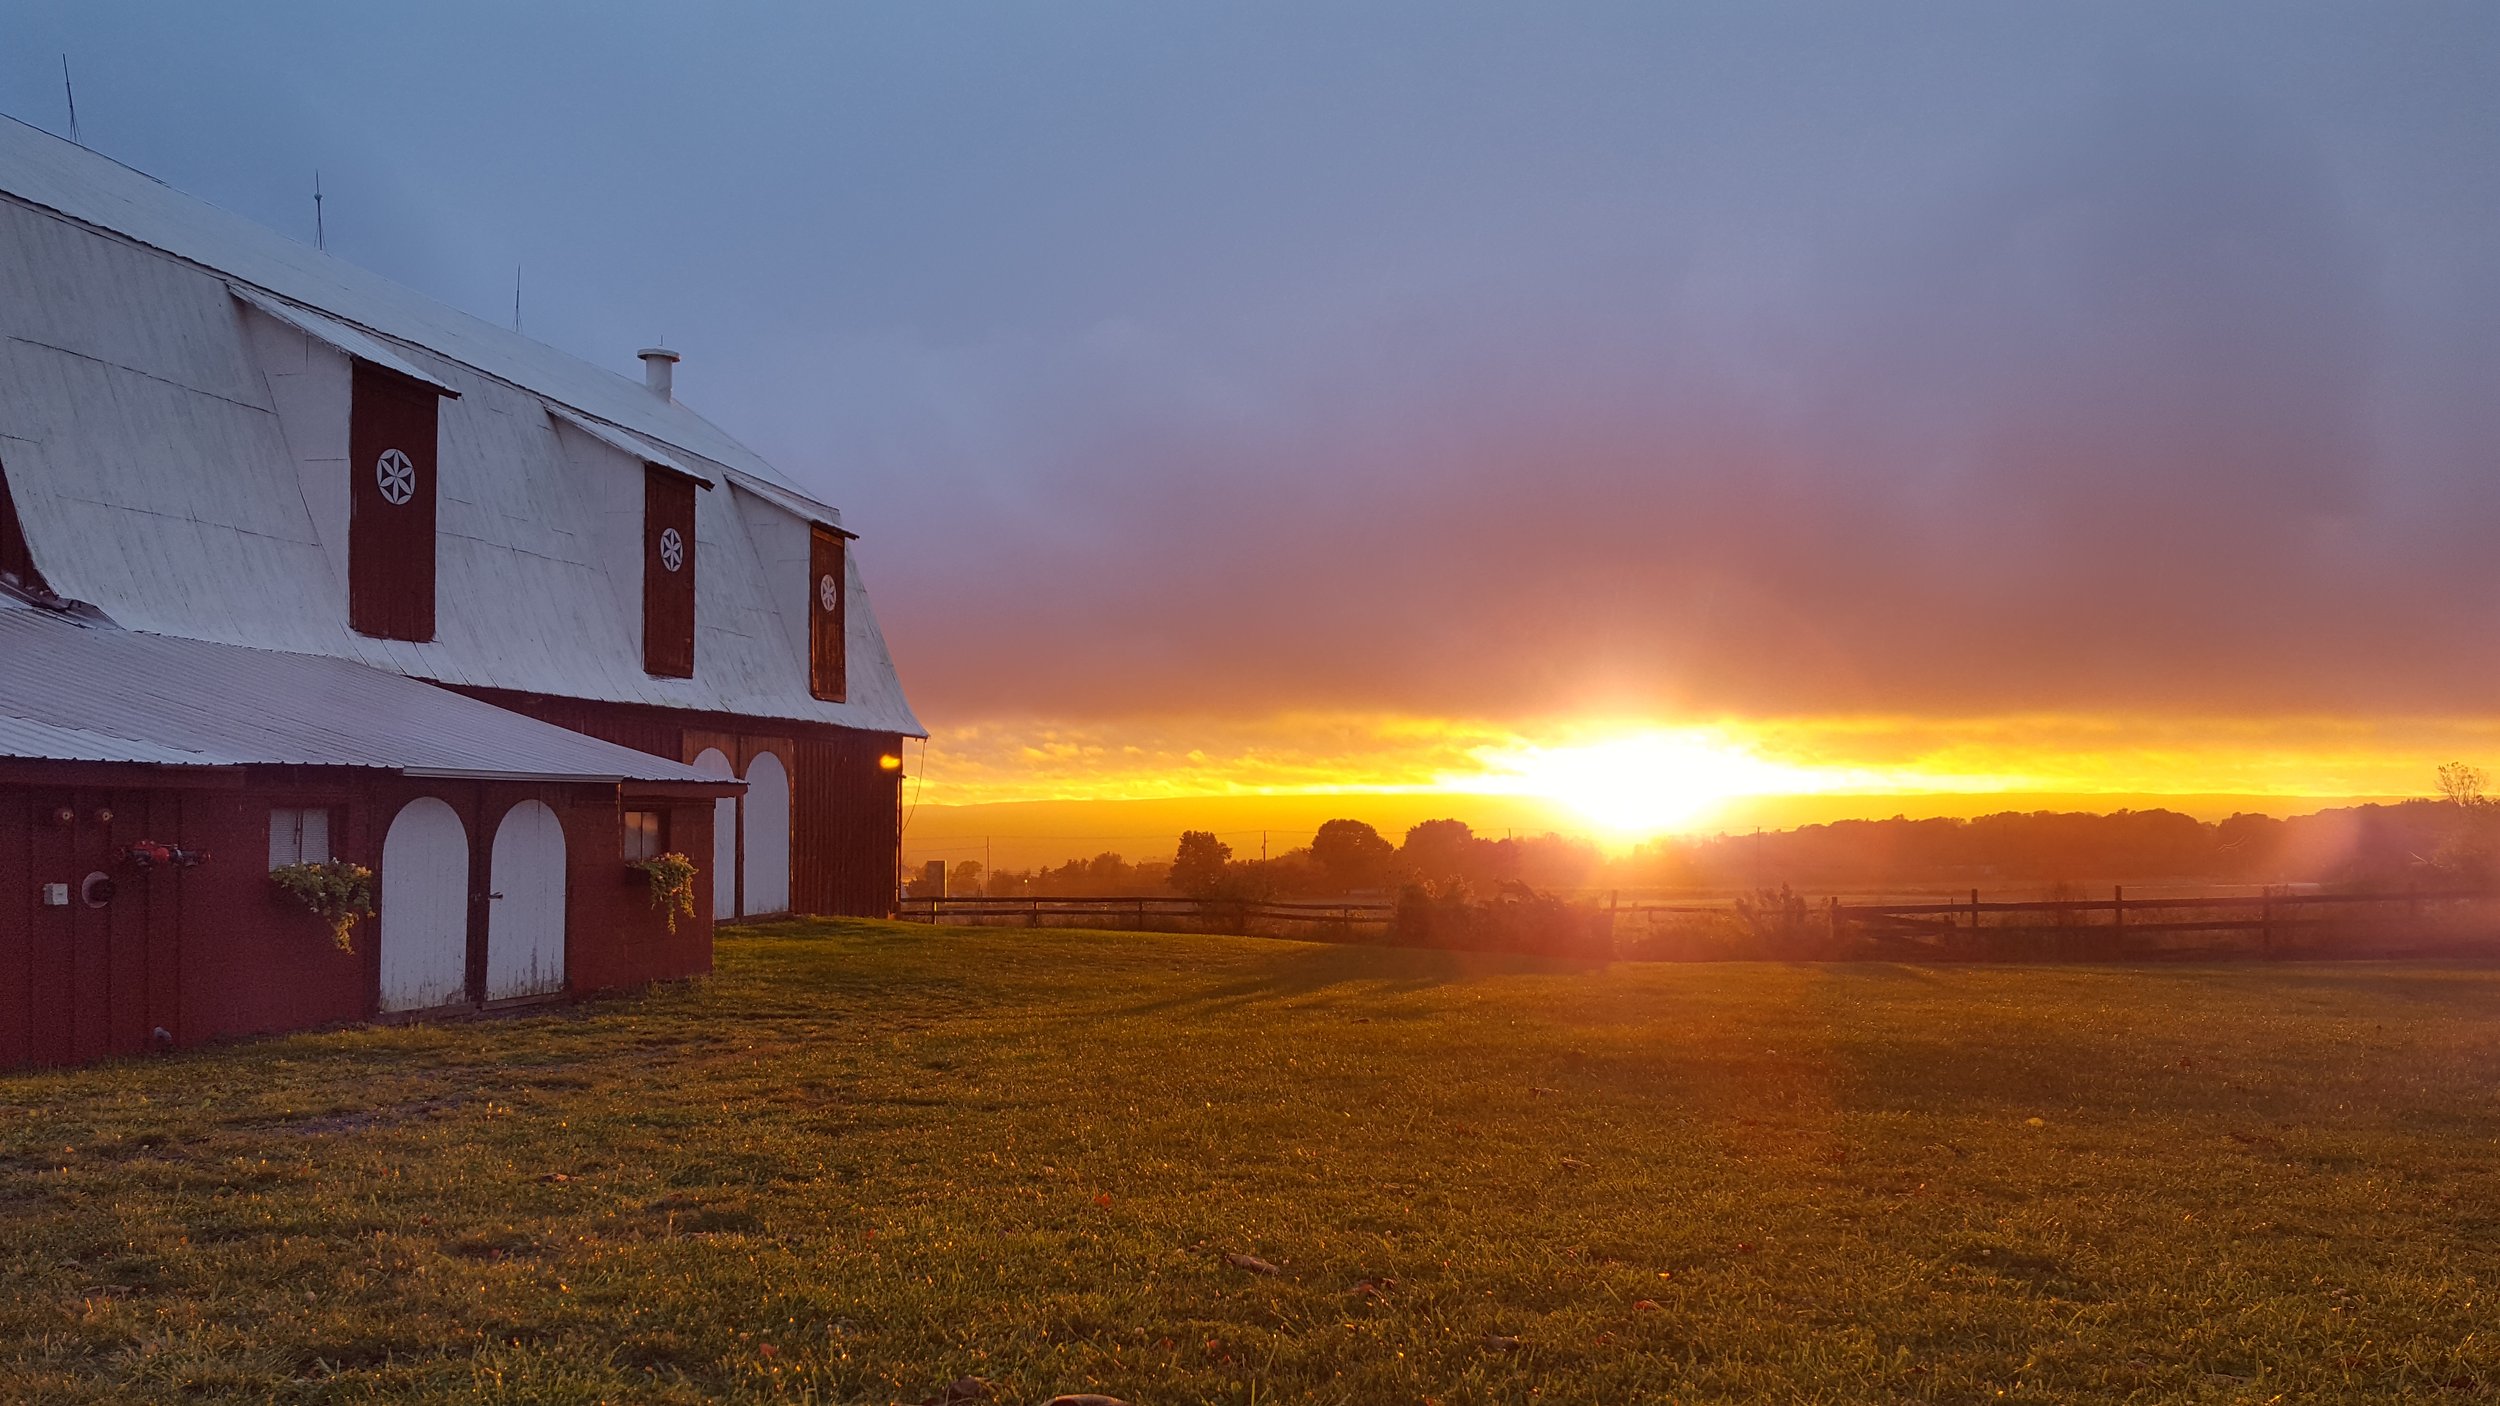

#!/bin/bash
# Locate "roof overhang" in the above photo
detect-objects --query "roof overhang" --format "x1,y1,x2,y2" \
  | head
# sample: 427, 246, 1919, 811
0, 610, 720, 784
724, 470, 852, 536
229, 284, 460, 398
543, 403, 715, 488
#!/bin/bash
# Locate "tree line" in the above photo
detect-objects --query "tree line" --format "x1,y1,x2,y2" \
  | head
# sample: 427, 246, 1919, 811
918, 766, 2500, 901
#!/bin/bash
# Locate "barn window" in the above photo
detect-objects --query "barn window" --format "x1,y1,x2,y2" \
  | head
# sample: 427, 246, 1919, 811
622, 809, 666, 861
808, 527, 847, 702
0, 454, 49, 596
348, 360, 445, 642
643, 466, 697, 677
268, 807, 336, 869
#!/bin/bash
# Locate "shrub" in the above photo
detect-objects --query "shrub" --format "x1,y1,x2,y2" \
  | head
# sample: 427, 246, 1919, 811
1391, 880, 1610, 957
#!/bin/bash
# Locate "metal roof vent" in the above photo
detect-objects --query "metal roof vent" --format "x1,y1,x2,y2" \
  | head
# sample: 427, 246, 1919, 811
637, 346, 680, 401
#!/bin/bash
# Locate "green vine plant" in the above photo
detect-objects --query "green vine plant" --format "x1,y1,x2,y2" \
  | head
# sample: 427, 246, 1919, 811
629, 852, 700, 933
269, 861, 375, 952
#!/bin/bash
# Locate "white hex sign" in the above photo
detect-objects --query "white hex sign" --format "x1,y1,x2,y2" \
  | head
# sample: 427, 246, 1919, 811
375, 448, 416, 505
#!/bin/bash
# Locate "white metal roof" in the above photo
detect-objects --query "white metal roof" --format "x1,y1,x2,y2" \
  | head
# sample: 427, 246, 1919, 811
0, 116, 807, 504
0, 604, 725, 783
0, 116, 922, 737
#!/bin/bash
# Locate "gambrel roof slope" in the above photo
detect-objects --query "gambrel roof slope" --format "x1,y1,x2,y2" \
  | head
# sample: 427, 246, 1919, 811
0, 116, 919, 737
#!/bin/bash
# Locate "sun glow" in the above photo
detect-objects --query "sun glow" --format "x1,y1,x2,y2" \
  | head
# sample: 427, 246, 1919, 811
1471, 732, 1840, 838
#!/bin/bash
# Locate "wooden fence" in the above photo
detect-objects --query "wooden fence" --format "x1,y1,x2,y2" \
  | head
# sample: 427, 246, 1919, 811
899, 885, 2500, 960
1828, 885, 2496, 959
897, 894, 1396, 934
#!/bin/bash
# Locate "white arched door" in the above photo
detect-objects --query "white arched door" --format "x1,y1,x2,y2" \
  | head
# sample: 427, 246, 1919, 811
380, 797, 468, 1012
742, 752, 790, 916
692, 748, 739, 920
486, 800, 567, 1000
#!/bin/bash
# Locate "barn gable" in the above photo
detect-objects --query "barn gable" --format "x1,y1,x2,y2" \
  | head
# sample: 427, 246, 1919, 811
0, 115, 919, 738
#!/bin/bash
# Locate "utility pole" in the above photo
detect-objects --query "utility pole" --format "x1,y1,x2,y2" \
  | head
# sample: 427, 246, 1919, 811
313, 171, 324, 250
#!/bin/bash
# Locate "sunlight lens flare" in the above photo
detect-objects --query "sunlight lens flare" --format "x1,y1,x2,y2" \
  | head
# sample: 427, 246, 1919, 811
1476, 733, 1830, 838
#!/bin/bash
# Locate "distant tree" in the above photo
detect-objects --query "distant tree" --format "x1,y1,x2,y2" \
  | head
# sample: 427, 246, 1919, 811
2434, 763, 2499, 883
950, 860, 986, 897
2438, 762, 2491, 810
1311, 819, 1397, 892
1400, 818, 1482, 887
1171, 830, 1233, 899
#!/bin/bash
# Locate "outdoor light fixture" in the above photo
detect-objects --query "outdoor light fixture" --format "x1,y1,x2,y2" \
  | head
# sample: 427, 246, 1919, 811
879, 754, 903, 771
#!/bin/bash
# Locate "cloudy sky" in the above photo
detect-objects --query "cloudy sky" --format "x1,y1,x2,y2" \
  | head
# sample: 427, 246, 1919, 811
5, 3, 2496, 828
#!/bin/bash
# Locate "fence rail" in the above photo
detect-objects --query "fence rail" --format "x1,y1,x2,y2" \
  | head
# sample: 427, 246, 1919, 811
896, 885, 2500, 959
1825, 885, 2493, 957
896, 895, 1396, 930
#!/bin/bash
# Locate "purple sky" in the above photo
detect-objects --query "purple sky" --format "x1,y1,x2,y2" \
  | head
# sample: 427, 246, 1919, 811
5, 3, 2496, 726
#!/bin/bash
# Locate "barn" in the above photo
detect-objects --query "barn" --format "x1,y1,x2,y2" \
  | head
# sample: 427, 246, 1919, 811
0, 117, 922, 1066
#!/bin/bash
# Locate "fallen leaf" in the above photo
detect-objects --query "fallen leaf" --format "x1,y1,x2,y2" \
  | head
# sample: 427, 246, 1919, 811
1634, 1299, 1660, 1311
536, 1172, 572, 1184
1482, 1334, 1525, 1351
2026, 1116, 2047, 1127
1559, 1157, 1589, 1172
919, 1377, 990, 1405
1092, 1193, 1113, 1207
1224, 1252, 1281, 1276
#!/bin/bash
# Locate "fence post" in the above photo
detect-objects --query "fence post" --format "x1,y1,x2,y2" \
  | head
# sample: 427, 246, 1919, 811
1029, 898, 1040, 928
1828, 896, 1844, 951
2113, 885, 2125, 949
1970, 888, 1981, 957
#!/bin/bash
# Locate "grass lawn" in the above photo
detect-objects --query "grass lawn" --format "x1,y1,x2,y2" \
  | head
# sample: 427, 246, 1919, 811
7, 923, 2500, 1404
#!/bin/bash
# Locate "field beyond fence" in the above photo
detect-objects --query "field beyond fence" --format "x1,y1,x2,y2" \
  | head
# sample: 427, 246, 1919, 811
897, 885, 2500, 960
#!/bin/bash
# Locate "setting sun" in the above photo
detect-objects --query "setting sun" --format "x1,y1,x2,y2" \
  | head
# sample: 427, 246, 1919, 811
1475, 732, 1834, 838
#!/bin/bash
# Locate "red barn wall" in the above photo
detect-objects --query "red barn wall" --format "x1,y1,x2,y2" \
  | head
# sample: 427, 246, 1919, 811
452, 689, 902, 919
2, 767, 716, 1069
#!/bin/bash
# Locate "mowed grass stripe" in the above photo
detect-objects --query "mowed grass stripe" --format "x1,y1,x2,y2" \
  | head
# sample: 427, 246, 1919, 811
3, 921, 2498, 1403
